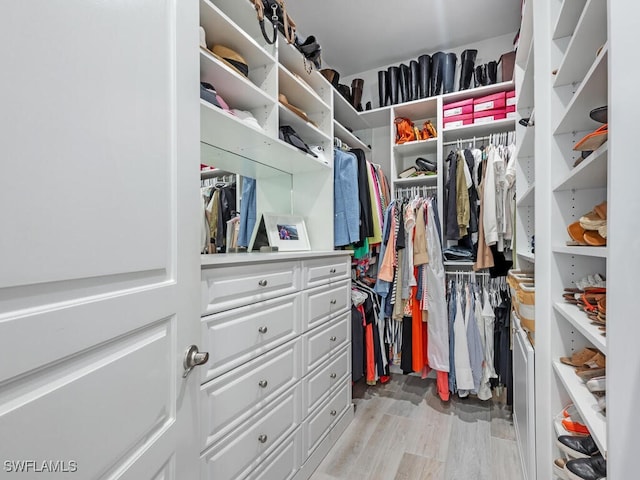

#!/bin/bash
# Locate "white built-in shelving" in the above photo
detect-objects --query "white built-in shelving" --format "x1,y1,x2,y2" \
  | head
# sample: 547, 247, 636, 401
553, 302, 606, 353
553, 0, 587, 40
332, 120, 370, 152
553, 142, 608, 192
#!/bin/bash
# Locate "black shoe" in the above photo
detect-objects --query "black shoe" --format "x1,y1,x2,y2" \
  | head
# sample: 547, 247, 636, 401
431, 52, 445, 96
387, 66, 399, 105
565, 454, 606, 480
377, 70, 388, 107
459, 49, 477, 91
418, 54, 431, 98
351, 78, 364, 111
556, 435, 599, 459
442, 53, 457, 94
415, 157, 437, 172
399, 63, 410, 103
475, 64, 487, 87
486, 60, 498, 85
410, 60, 420, 101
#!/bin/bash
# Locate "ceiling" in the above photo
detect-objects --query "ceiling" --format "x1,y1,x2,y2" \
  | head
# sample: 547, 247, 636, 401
285, 0, 521, 76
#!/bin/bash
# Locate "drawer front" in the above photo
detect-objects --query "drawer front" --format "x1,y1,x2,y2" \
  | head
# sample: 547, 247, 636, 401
304, 312, 350, 374
201, 261, 300, 314
304, 280, 351, 331
201, 384, 301, 480
304, 345, 350, 415
303, 257, 350, 288
305, 381, 351, 458
201, 293, 301, 381
201, 339, 302, 449
245, 428, 301, 480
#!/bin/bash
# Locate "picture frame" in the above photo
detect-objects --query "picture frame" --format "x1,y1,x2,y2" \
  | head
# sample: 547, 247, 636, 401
263, 212, 311, 251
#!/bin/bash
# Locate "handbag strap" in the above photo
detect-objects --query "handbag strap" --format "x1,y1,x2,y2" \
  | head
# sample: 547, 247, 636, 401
280, 1, 296, 44
252, 0, 277, 45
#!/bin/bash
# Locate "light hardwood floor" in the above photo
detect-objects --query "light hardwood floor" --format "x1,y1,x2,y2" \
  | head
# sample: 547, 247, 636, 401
310, 375, 524, 480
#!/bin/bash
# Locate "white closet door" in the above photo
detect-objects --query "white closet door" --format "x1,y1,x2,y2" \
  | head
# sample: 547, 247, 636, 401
0, 0, 200, 478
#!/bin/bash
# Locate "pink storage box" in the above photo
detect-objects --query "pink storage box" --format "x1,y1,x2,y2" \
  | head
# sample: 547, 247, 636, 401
444, 98, 473, 110
506, 90, 516, 107
473, 108, 506, 124
444, 104, 473, 117
473, 92, 506, 112
444, 112, 473, 129
506, 90, 516, 98
506, 104, 516, 113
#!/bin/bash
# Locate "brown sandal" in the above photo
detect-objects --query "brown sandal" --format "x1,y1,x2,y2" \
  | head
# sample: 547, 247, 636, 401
560, 347, 599, 367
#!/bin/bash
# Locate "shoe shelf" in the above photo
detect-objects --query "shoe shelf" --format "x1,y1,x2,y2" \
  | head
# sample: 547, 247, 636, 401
278, 104, 331, 146
201, 100, 330, 175
393, 137, 438, 156
553, 0, 587, 40
516, 121, 535, 158
554, 301, 607, 354
358, 105, 391, 129
517, 183, 535, 208
332, 89, 371, 132
393, 175, 438, 187
200, 0, 276, 71
553, 143, 608, 192
554, 45, 608, 135
200, 50, 275, 113
393, 96, 438, 120
518, 43, 535, 112
278, 65, 330, 116
552, 361, 607, 457
332, 120, 370, 152
515, 0, 534, 69
553, 0, 607, 88
442, 118, 516, 142
552, 245, 608, 258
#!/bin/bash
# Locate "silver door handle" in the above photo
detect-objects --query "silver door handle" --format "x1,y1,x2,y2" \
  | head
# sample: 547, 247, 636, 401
182, 345, 209, 378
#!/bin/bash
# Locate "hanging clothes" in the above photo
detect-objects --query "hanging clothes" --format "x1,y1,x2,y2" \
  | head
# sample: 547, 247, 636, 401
238, 177, 256, 247
333, 148, 360, 247
352, 149, 374, 247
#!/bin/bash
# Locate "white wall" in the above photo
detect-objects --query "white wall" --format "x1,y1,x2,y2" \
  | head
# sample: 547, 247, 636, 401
342, 32, 516, 110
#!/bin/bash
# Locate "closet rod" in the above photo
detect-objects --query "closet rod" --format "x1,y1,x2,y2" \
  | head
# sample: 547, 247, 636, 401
442, 130, 515, 147
445, 270, 490, 276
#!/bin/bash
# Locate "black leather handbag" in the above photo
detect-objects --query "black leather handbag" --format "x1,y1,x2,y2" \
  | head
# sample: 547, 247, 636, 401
279, 125, 316, 157
251, 0, 296, 45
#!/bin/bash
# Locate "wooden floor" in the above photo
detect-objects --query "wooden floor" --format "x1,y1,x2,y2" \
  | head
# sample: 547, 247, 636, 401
310, 374, 524, 480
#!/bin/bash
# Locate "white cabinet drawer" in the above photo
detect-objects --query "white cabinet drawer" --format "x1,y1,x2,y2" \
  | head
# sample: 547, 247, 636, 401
303, 312, 350, 374
201, 339, 302, 449
305, 381, 351, 458
245, 428, 301, 480
304, 279, 351, 330
302, 257, 350, 288
201, 293, 301, 381
201, 384, 301, 480
303, 345, 350, 415
201, 261, 300, 314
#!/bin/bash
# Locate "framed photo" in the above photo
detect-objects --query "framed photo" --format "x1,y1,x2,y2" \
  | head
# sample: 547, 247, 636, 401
263, 213, 310, 251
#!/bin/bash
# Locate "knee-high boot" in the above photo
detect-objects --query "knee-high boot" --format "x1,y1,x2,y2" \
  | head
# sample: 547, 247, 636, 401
388, 66, 399, 105
418, 54, 431, 98
459, 49, 477, 91
431, 52, 445, 96
442, 53, 457, 94
378, 70, 388, 107
410, 60, 420, 101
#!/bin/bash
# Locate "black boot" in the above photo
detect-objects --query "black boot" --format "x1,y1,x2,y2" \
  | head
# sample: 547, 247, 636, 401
418, 54, 431, 98
486, 61, 498, 85
431, 51, 445, 96
410, 60, 420, 101
337, 84, 351, 104
351, 78, 364, 111
459, 49, 477, 91
387, 66, 399, 105
475, 65, 487, 87
378, 70, 388, 107
442, 53, 457, 94
399, 63, 410, 103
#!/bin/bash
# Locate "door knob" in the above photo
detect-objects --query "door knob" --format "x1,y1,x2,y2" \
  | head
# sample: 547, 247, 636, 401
183, 345, 209, 378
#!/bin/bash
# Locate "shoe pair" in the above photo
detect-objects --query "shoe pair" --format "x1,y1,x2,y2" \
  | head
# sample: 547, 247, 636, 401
556, 435, 606, 479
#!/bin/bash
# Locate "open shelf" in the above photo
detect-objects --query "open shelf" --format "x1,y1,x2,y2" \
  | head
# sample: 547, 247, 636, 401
518, 43, 535, 111
201, 100, 330, 176
393, 96, 438, 120
278, 104, 331, 146
554, 301, 606, 353
279, 65, 330, 114
515, 0, 534, 68
332, 90, 371, 132
553, 0, 587, 40
358, 105, 390, 129
277, 42, 330, 97
553, 361, 607, 457
517, 122, 535, 158
554, 46, 608, 135
517, 250, 535, 263
554, 0, 607, 87
442, 118, 516, 141
393, 137, 438, 156
200, 50, 274, 112
200, 168, 235, 179
517, 183, 535, 207
553, 143, 608, 192
441, 80, 515, 104
552, 245, 608, 258
394, 175, 438, 187
200, 0, 276, 70
332, 120, 370, 152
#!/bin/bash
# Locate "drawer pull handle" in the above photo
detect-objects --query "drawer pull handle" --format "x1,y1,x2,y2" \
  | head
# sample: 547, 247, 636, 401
330, 373, 337, 379
330, 336, 337, 342
330, 409, 337, 416
258, 279, 268, 287
330, 268, 336, 273
258, 434, 268, 444
258, 380, 268, 388
258, 326, 268, 334
330, 299, 337, 305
